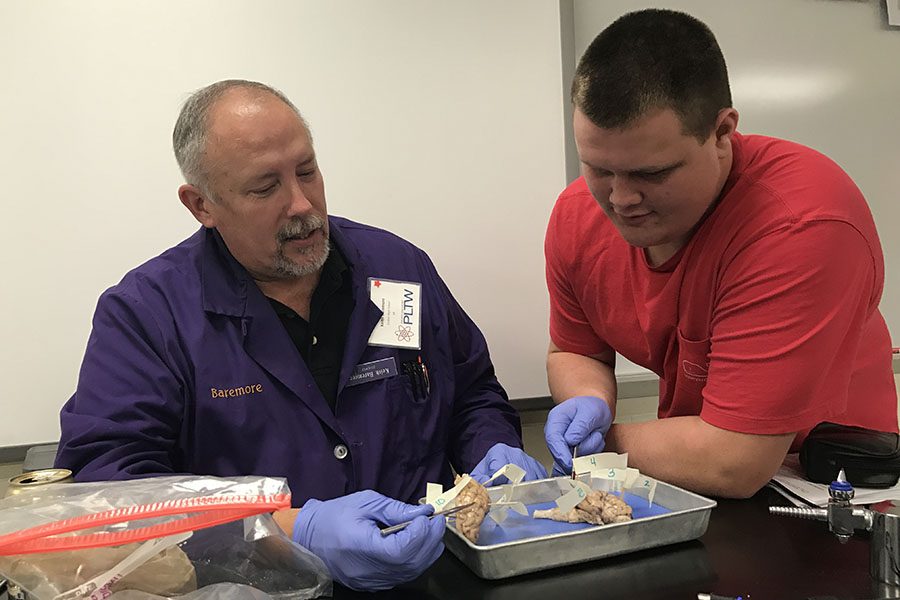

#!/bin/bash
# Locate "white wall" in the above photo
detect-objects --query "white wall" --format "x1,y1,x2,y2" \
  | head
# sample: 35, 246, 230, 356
0, 1, 569, 446
573, 0, 900, 344
2, 0, 897, 448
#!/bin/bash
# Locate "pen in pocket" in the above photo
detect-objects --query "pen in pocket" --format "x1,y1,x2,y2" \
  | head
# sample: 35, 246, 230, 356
401, 359, 424, 399
418, 356, 430, 397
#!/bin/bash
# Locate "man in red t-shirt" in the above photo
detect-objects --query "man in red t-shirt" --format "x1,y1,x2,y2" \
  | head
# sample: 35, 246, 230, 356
543, 9, 898, 498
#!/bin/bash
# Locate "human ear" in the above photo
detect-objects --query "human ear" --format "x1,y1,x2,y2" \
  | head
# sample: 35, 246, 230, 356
714, 108, 739, 156
178, 184, 217, 228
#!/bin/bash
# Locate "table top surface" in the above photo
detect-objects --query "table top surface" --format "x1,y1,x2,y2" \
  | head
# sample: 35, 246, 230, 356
335, 487, 898, 600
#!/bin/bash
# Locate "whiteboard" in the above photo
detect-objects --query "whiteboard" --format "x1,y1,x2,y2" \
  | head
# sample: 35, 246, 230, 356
0, 1, 569, 446
572, 0, 900, 348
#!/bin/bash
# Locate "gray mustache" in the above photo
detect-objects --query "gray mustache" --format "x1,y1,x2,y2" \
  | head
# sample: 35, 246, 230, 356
278, 216, 325, 242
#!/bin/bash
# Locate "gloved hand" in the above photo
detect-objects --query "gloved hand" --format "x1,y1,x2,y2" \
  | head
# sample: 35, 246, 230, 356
292, 490, 445, 591
544, 396, 613, 477
470, 442, 548, 485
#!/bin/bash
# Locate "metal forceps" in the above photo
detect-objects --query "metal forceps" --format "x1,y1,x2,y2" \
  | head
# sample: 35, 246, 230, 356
379, 502, 475, 536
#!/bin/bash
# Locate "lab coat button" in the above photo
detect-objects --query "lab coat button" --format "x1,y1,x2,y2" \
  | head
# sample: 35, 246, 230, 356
334, 444, 349, 460
312, 335, 318, 345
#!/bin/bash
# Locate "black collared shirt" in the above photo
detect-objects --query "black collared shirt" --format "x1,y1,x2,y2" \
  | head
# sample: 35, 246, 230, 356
267, 244, 354, 411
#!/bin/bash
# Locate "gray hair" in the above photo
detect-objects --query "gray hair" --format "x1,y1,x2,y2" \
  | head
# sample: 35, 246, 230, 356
172, 79, 309, 195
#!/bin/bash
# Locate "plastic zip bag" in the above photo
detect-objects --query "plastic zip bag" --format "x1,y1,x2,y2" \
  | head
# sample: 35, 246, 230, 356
108, 583, 283, 599
0, 476, 331, 599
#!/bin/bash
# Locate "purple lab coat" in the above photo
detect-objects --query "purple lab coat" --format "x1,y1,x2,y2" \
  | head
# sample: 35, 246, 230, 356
56, 217, 522, 505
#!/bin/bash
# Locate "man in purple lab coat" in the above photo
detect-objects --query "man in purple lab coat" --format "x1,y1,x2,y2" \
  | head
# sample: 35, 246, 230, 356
55, 80, 546, 591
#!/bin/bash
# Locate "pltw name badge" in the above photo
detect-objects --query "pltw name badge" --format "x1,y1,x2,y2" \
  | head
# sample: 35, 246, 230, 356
367, 278, 421, 349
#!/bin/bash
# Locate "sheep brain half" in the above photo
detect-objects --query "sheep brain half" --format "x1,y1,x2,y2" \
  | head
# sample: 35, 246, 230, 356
533, 490, 633, 525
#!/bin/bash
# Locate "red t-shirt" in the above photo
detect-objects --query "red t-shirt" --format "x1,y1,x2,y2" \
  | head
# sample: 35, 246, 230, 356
546, 133, 897, 449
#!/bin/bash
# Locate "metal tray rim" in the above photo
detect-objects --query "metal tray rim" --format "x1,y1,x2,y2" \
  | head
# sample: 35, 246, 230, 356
448, 501, 715, 551
446, 479, 717, 552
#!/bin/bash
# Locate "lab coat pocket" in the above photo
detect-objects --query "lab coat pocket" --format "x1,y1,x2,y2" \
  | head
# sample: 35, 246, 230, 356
386, 371, 447, 459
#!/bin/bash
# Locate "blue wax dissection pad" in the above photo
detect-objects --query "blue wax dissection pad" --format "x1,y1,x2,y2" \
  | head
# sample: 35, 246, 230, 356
471, 492, 671, 546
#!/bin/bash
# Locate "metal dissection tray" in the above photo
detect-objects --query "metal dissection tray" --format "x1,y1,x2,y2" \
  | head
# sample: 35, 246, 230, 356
444, 477, 716, 579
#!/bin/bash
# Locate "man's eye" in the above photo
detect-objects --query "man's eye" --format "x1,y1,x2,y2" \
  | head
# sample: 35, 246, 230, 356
297, 170, 316, 180
637, 169, 672, 182
250, 184, 277, 196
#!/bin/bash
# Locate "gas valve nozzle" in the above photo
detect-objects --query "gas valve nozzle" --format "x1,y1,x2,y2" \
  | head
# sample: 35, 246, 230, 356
769, 468, 873, 543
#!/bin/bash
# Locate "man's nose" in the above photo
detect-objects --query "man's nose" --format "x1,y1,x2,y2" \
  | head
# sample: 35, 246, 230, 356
608, 176, 642, 208
286, 179, 315, 215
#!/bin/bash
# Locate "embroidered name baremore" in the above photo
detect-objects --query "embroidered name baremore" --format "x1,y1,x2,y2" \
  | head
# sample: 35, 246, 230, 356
210, 384, 264, 398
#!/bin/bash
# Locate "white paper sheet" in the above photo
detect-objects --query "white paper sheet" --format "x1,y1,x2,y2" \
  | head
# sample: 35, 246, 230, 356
770, 454, 900, 507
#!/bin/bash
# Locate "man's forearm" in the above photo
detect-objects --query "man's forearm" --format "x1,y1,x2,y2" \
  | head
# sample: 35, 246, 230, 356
546, 347, 618, 413
273, 508, 301, 537
605, 416, 794, 498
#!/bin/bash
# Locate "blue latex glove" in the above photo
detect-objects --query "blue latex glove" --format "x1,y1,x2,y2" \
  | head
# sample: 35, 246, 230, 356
292, 490, 445, 591
470, 442, 548, 485
544, 395, 613, 477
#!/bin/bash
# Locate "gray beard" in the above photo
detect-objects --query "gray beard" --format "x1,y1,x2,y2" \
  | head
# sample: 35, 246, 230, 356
273, 239, 330, 278
273, 214, 330, 277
